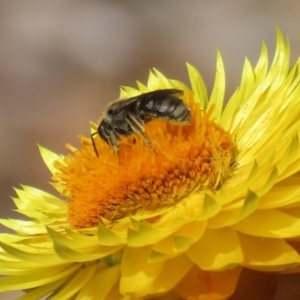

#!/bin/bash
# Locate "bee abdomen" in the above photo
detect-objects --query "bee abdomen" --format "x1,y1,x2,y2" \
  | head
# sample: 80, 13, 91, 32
171, 102, 191, 121
140, 97, 191, 122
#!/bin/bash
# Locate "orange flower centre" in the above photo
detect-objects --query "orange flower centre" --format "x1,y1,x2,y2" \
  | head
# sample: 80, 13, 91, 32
53, 92, 237, 228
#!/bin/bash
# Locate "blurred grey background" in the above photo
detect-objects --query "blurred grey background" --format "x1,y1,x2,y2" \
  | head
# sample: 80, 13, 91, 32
1, 0, 300, 299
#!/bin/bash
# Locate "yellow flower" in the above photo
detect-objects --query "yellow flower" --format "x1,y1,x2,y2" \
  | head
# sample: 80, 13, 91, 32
1, 30, 300, 300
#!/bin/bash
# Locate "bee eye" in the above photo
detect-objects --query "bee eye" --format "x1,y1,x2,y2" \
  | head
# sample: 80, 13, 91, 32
99, 122, 110, 132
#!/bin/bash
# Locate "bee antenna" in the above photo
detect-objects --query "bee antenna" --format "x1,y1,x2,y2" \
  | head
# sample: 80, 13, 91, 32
91, 132, 99, 157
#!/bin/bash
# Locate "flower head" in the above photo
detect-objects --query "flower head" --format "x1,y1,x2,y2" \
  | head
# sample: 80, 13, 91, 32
1, 30, 300, 299
55, 89, 237, 228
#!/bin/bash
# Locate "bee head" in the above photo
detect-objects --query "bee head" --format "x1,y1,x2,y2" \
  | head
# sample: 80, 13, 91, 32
98, 121, 113, 145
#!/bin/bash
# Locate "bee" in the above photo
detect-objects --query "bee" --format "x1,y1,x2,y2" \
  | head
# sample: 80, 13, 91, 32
91, 89, 191, 157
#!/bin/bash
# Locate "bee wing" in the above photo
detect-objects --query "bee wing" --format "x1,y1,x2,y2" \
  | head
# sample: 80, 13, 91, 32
109, 96, 141, 113
142, 89, 184, 101
110, 89, 184, 114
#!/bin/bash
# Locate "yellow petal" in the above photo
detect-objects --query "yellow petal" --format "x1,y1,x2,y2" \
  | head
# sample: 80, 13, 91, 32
39, 145, 64, 176
120, 86, 140, 98
50, 263, 97, 300
208, 189, 259, 228
208, 51, 225, 121
0, 264, 81, 291
186, 228, 243, 270
233, 209, 300, 238
127, 221, 176, 247
188, 192, 221, 221
258, 173, 300, 209
76, 265, 121, 300
47, 227, 100, 249
150, 221, 206, 261
174, 265, 242, 300
0, 219, 48, 235
120, 246, 164, 297
169, 79, 189, 90
51, 235, 123, 263
97, 223, 126, 246
253, 42, 268, 81
238, 232, 300, 271
144, 254, 193, 295
16, 277, 71, 300
153, 69, 174, 89
187, 63, 208, 109
147, 70, 168, 91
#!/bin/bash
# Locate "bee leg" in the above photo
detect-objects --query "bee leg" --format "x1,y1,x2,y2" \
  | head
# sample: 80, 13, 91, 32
126, 113, 156, 153
108, 131, 120, 158
96, 124, 120, 158
91, 132, 99, 157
